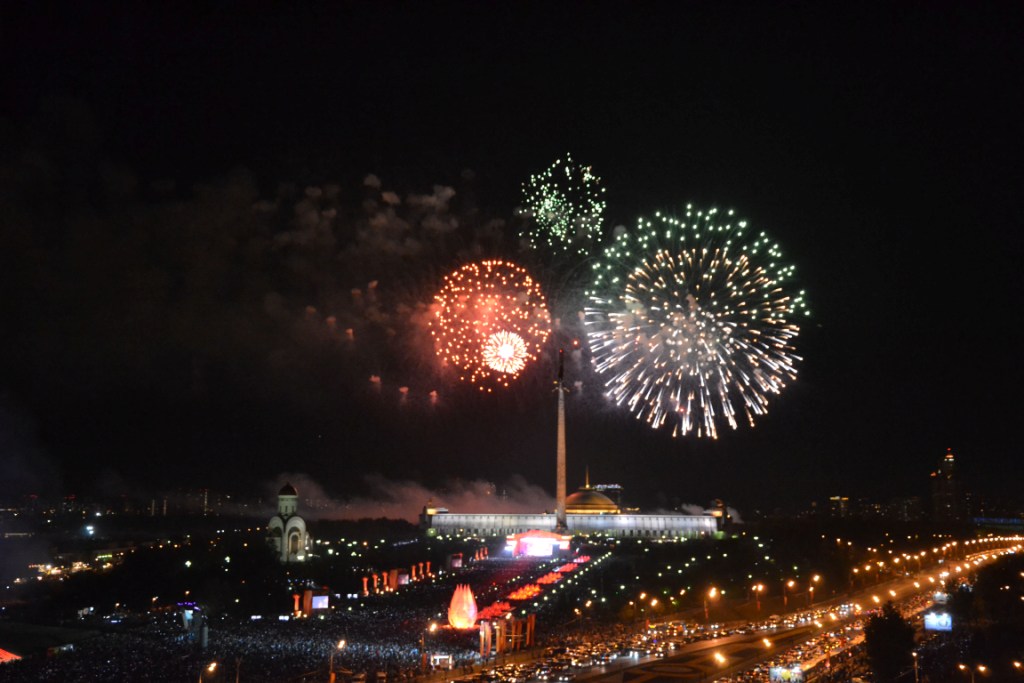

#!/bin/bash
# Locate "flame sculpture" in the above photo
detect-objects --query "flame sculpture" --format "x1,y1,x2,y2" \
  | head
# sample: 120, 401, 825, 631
447, 584, 479, 629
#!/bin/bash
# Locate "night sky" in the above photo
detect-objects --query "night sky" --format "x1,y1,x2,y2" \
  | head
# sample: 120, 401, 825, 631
2, 3, 1023, 514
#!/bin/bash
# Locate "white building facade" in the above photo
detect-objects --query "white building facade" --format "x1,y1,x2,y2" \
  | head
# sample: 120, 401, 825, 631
421, 510, 718, 539
267, 483, 311, 562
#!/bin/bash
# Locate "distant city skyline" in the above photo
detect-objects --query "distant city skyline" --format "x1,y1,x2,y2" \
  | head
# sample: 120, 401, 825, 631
4, 445, 1021, 527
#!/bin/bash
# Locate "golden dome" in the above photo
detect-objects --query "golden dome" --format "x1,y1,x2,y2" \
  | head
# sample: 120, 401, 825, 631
566, 488, 619, 514
566, 468, 619, 514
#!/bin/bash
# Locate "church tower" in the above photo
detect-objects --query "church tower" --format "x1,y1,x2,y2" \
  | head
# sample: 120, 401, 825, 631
267, 482, 311, 562
278, 482, 298, 517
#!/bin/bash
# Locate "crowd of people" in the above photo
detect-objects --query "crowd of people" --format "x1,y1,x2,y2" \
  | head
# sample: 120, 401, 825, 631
0, 557, 568, 682
0, 602, 483, 682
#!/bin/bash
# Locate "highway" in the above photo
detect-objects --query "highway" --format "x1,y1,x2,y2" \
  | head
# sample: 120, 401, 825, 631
577, 624, 822, 683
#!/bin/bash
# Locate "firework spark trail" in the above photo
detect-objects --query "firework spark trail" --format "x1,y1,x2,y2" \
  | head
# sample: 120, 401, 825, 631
520, 154, 606, 255
585, 206, 808, 438
430, 260, 551, 391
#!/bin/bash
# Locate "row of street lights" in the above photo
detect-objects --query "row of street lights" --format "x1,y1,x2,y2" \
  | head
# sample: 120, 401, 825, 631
781, 574, 822, 607
954, 660, 1024, 682
635, 574, 828, 625
649, 576, 820, 626
958, 662, 987, 682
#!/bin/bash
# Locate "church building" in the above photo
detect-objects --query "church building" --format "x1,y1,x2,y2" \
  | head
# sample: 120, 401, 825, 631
267, 483, 311, 562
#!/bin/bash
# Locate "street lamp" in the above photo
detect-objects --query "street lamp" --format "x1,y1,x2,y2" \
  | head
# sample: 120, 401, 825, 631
420, 622, 437, 673
329, 640, 346, 683
199, 661, 217, 683
783, 580, 795, 607
752, 583, 764, 612
808, 574, 821, 606
912, 652, 919, 683
705, 586, 718, 624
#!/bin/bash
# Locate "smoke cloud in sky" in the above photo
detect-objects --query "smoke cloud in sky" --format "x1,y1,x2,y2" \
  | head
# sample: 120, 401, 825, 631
268, 472, 556, 522
266, 472, 719, 523
0, 109, 603, 497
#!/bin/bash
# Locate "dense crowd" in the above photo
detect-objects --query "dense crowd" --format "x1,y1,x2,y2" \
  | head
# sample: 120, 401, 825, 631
0, 559, 566, 683
0, 607, 474, 683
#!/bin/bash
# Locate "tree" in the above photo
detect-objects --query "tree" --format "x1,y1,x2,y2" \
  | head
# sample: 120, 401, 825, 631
864, 601, 915, 683
950, 554, 1024, 673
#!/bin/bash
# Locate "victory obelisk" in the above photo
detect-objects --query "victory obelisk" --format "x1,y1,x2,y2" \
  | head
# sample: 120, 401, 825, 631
555, 349, 567, 532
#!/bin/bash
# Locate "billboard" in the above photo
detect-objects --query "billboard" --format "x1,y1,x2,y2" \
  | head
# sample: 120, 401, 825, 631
302, 589, 330, 615
924, 611, 952, 631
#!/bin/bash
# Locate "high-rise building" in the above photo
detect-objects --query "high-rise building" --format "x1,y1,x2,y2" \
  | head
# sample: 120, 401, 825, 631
891, 496, 924, 522
931, 448, 963, 523
828, 496, 850, 518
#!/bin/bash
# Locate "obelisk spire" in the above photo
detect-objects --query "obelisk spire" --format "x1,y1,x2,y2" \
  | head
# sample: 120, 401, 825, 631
556, 349, 567, 531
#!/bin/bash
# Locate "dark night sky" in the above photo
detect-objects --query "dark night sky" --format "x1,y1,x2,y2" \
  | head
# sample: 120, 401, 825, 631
2, 2, 1023, 514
